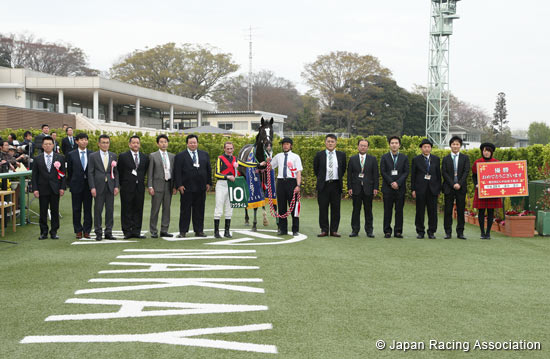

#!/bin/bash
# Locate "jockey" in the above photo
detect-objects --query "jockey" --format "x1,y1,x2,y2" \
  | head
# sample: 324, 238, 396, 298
214, 141, 238, 238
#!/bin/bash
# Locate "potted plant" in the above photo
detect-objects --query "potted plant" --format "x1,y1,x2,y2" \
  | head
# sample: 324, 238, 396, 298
534, 163, 550, 236
505, 208, 536, 237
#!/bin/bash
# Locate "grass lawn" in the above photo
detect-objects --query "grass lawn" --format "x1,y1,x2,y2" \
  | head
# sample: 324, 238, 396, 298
1, 193, 549, 358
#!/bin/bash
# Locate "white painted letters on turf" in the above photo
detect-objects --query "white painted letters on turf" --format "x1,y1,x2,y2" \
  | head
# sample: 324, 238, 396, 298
45, 298, 268, 321
22, 323, 277, 354
116, 249, 257, 259
75, 278, 265, 295
99, 262, 259, 274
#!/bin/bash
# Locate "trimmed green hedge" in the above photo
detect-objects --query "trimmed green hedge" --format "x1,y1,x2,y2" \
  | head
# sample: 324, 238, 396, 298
2, 129, 547, 203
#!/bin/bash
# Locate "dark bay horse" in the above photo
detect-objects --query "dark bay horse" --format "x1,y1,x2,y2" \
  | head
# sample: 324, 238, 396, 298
237, 117, 277, 231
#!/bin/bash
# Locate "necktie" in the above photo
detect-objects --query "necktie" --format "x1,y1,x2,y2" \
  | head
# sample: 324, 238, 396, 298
70, 137, 73, 146
46, 154, 52, 172
453, 154, 459, 183
328, 151, 334, 179
162, 152, 170, 181
283, 153, 288, 178
360, 155, 365, 171
192, 151, 197, 165
80, 151, 86, 169
425, 156, 430, 173
103, 152, 108, 171
134, 153, 139, 169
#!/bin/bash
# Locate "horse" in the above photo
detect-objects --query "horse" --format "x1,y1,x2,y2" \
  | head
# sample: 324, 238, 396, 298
237, 117, 277, 231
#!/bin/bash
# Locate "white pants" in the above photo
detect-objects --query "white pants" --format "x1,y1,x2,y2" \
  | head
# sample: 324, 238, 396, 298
214, 180, 233, 220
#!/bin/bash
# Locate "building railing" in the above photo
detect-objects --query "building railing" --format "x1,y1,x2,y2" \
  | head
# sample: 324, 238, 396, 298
284, 131, 351, 138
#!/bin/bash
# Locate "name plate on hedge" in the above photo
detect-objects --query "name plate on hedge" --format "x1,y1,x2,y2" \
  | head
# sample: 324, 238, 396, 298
228, 176, 250, 208
477, 160, 529, 198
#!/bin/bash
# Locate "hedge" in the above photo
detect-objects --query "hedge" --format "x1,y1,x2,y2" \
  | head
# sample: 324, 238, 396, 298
2, 128, 548, 206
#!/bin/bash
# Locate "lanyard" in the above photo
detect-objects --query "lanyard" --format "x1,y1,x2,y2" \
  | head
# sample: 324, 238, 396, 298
391, 153, 398, 169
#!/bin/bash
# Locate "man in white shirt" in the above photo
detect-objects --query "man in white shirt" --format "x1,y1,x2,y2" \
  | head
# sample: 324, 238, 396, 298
270, 137, 302, 236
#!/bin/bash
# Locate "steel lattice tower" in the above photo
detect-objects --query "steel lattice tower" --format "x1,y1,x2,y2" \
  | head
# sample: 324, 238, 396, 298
426, 0, 460, 147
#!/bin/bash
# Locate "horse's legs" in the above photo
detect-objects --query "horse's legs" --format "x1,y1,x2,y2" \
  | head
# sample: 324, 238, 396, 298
244, 208, 249, 226
252, 208, 258, 232
262, 206, 269, 226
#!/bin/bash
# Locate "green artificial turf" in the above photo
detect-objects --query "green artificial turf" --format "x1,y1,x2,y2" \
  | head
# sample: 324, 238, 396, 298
1, 194, 549, 358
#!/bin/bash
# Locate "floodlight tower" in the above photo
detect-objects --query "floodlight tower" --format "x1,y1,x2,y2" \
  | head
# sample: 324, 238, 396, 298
426, 0, 460, 147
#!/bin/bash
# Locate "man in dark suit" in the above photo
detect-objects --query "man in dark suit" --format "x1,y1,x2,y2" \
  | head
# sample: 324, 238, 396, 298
380, 136, 409, 238
33, 124, 50, 154
174, 134, 212, 238
88, 134, 119, 241
411, 138, 442, 239
66, 133, 93, 239
442, 136, 470, 239
61, 126, 78, 155
347, 138, 379, 238
313, 134, 347, 237
118, 135, 150, 239
31, 136, 66, 239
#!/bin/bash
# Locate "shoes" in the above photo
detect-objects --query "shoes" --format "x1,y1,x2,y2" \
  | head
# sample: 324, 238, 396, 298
444, 234, 452, 239
278, 229, 288, 236
38, 234, 48, 240
317, 232, 328, 237
292, 231, 299, 236
76, 232, 83, 239
176, 233, 186, 238
83, 233, 91, 239
104, 234, 115, 240
384, 233, 391, 238
428, 234, 436, 239
417, 234, 425, 239
367, 233, 375, 238
458, 234, 467, 240
195, 232, 207, 237
160, 232, 173, 237
349, 232, 359, 238
394, 233, 403, 238
151, 234, 159, 238
135, 235, 146, 239
51, 234, 59, 240
330, 232, 341, 237
124, 234, 132, 239
95, 234, 102, 241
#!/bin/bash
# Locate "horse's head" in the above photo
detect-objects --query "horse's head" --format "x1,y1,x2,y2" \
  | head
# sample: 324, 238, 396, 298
256, 117, 274, 159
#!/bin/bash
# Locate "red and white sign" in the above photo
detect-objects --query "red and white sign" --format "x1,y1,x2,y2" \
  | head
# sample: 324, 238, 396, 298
477, 160, 529, 198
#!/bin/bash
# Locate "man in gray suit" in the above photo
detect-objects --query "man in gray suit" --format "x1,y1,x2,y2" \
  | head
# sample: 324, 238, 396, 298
88, 134, 120, 241
147, 134, 176, 238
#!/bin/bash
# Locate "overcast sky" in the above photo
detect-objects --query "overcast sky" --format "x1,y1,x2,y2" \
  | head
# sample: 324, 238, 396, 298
5, 0, 550, 130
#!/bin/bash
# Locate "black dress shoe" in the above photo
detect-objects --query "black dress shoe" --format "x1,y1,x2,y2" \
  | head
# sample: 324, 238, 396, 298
349, 232, 359, 237
135, 235, 146, 239
51, 234, 59, 240
195, 232, 207, 237
176, 233, 186, 238
458, 234, 467, 240
278, 230, 288, 236
95, 235, 102, 241
160, 232, 173, 237
417, 234, 425, 239
124, 234, 132, 239
444, 234, 452, 239
104, 234, 115, 240
151, 234, 159, 238
384, 233, 391, 238
367, 233, 375, 238
394, 233, 403, 238
38, 234, 48, 240
292, 231, 299, 236
428, 234, 436, 239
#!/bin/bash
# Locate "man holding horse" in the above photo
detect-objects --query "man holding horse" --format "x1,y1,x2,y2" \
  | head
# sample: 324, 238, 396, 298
269, 137, 302, 236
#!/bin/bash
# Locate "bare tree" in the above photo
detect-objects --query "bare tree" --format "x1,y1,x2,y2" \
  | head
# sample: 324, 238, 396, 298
0, 33, 98, 76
